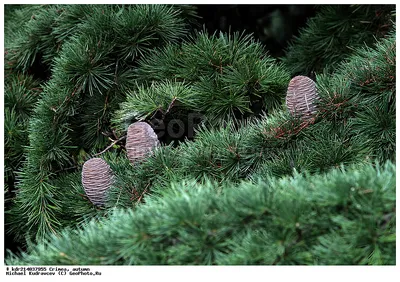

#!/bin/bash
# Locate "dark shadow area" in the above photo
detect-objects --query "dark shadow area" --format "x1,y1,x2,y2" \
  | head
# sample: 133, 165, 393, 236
194, 4, 318, 57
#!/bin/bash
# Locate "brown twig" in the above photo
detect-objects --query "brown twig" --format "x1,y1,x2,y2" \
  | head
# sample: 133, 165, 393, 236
165, 97, 177, 115
149, 97, 178, 121
53, 165, 78, 174
93, 135, 126, 156
136, 183, 150, 204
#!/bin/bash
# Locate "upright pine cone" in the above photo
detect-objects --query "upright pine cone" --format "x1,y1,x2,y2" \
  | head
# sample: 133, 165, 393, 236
286, 76, 319, 119
126, 122, 160, 164
82, 158, 113, 206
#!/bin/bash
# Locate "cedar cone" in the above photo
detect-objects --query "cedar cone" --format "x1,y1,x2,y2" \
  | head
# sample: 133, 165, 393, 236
126, 122, 160, 164
286, 75, 319, 119
82, 158, 113, 206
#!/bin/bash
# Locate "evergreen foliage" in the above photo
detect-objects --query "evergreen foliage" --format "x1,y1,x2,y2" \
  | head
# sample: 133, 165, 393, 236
5, 4, 196, 243
4, 4, 396, 265
35, 28, 395, 225
4, 74, 41, 183
316, 30, 396, 163
282, 5, 395, 76
6, 161, 395, 265
119, 31, 290, 128
113, 80, 197, 128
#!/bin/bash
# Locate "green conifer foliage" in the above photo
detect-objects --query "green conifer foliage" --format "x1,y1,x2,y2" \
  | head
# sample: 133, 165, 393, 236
282, 5, 394, 76
4, 4, 396, 265
109, 26, 395, 209
6, 5, 86, 74
4, 74, 42, 190
120, 31, 290, 128
6, 162, 395, 265
6, 4, 195, 243
316, 30, 396, 163
13, 25, 395, 239
113, 81, 197, 130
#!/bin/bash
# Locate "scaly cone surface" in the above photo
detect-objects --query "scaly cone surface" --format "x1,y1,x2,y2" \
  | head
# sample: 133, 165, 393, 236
82, 158, 113, 206
126, 122, 160, 164
286, 75, 319, 119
